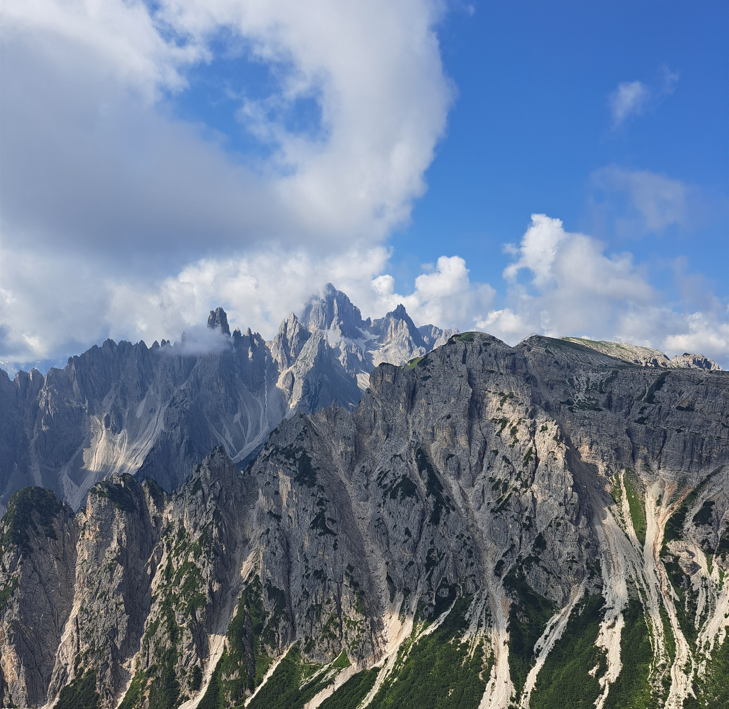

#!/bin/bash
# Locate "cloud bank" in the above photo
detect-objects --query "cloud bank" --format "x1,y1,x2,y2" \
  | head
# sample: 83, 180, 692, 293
1, 0, 453, 256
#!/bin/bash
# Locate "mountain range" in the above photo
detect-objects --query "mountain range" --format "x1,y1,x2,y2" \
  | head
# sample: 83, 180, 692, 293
0, 290, 727, 709
0, 285, 455, 515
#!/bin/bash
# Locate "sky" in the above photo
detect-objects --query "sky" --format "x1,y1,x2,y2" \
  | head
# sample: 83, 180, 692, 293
1, 0, 727, 372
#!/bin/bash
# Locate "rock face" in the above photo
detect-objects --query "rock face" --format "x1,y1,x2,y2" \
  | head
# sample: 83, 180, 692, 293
0, 286, 454, 513
0, 488, 77, 707
670, 352, 722, 371
1, 333, 728, 709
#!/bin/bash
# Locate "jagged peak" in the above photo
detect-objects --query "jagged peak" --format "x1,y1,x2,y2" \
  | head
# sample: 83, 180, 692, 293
370, 303, 427, 349
207, 307, 231, 336
276, 311, 302, 336
671, 352, 722, 371
301, 284, 366, 338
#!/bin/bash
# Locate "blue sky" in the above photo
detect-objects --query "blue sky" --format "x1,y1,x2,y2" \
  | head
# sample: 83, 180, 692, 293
390, 1, 728, 296
1, 0, 727, 370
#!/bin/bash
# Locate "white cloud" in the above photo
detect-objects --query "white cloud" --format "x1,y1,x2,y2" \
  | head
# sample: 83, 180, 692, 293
592, 166, 693, 235
370, 256, 496, 330
608, 69, 679, 128
663, 311, 729, 359
609, 80, 649, 126
483, 215, 657, 341
0, 0, 455, 365
480, 215, 729, 368
0, 0, 453, 255
503, 213, 568, 286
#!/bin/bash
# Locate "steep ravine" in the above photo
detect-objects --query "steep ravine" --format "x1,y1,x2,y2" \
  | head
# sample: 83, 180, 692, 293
0, 333, 728, 709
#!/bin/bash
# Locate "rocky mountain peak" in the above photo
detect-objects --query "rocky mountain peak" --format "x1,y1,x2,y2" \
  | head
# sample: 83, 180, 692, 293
207, 307, 230, 336
270, 312, 311, 369
301, 283, 366, 339
370, 303, 427, 348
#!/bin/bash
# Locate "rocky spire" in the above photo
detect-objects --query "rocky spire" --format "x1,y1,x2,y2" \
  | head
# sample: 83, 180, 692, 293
207, 307, 230, 336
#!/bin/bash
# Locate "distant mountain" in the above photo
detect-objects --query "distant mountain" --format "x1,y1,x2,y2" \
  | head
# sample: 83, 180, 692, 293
0, 286, 456, 512
561, 337, 721, 371
1, 334, 728, 708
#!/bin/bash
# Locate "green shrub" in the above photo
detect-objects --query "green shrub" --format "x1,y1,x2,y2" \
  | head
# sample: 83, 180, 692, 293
319, 668, 379, 709
369, 596, 490, 709
504, 567, 556, 694
603, 599, 653, 708
56, 670, 100, 709
623, 472, 646, 546
0, 487, 64, 554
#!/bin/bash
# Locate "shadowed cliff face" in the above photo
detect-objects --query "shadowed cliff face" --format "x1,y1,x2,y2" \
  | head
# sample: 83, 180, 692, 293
0, 288, 454, 513
1, 334, 728, 709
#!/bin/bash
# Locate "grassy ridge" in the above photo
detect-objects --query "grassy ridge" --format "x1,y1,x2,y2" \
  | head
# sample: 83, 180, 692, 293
55, 670, 100, 709
198, 576, 275, 708
623, 472, 647, 546
504, 567, 556, 694
685, 632, 729, 708
246, 645, 331, 709
0, 486, 64, 554
318, 668, 380, 709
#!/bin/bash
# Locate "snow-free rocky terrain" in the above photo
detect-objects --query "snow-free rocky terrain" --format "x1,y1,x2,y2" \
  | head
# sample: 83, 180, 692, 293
0, 285, 455, 515
1, 331, 728, 708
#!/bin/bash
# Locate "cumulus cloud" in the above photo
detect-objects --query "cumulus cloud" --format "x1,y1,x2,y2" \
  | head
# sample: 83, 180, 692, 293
163, 326, 233, 357
480, 215, 729, 368
609, 68, 679, 127
0, 0, 452, 255
486, 215, 655, 339
663, 311, 729, 360
371, 256, 496, 330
